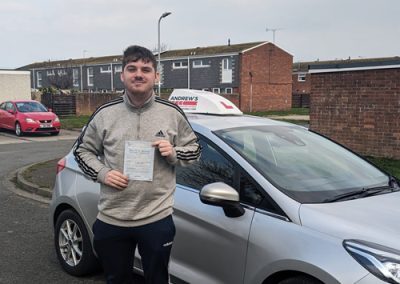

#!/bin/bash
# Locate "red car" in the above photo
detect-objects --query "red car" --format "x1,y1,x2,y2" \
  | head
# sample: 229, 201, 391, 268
0, 100, 61, 136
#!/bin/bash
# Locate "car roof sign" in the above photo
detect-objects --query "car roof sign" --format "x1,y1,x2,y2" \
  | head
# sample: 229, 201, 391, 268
168, 89, 243, 115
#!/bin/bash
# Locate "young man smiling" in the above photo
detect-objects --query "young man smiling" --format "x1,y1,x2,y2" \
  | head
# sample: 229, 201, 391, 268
74, 45, 201, 284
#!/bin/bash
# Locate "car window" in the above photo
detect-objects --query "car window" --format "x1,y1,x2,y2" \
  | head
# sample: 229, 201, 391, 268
176, 136, 234, 190
216, 125, 389, 203
16, 101, 47, 112
0, 103, 6, 110
5, 102, 15, 111
176, 134, 285, 214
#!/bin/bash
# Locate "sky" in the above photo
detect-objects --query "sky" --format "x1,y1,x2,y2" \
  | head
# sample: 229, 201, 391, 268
1, 0, 399, 69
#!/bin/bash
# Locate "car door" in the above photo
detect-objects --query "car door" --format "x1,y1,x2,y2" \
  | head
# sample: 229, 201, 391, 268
170, 135, 255, 284
3, 102, 16, 129
0, 102, 6, 127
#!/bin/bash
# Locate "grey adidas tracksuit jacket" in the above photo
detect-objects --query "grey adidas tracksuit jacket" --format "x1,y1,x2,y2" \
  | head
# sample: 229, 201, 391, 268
74, 93, 201, 227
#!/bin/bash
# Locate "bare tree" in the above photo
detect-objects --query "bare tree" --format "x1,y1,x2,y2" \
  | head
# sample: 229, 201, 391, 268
152, 43, 169, 54
47, 68, 73, 89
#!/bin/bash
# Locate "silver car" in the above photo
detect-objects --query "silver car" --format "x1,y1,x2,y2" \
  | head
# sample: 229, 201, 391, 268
50, 93, 400, 284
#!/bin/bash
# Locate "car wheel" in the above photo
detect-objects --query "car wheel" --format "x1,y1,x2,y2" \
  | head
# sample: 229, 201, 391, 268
15, 122, 23, 136
278, 275, 323, 284
54, 209, 99, 276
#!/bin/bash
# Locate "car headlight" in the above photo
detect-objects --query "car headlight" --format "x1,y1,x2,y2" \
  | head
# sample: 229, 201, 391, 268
25, 118, 36, 123
54, 117, 60, 122
344, 240, 400, 283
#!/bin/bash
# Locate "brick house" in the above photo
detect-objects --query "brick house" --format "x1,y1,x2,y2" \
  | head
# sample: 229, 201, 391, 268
308, 57, 400, 159
292, 62, 311, 107
18, 41, 293, 112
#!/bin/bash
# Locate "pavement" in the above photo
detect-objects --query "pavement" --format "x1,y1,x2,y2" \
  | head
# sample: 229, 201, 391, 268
15, 158, 59, 199
6, 129, 81, 201
12, 115, 310, 200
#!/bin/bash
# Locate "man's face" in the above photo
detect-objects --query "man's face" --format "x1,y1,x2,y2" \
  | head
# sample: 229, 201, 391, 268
120, 59, 159, 95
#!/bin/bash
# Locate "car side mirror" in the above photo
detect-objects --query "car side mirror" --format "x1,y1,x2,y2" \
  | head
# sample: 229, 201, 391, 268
199, 182, 245, 218
48, 108, 52, 112
7, 109, 15, 114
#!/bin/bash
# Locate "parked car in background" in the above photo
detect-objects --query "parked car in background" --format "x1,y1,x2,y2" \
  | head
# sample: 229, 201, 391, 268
50, 90, 400, 284
0, 100, 60, 136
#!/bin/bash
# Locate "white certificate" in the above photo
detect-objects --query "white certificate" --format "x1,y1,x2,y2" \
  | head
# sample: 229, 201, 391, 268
123, 141, 155, 181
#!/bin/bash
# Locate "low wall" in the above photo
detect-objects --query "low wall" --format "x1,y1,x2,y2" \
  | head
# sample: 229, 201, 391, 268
310, 69, 400, 159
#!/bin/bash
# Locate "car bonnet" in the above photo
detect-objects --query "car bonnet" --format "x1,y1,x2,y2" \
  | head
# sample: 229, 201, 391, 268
299, 191, 400, 250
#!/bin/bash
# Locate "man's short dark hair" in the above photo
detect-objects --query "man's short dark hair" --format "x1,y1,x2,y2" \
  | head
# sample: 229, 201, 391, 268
122, 45, 157, 70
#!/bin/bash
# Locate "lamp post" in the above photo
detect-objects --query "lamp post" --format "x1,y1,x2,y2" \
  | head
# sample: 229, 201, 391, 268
158, 12, 171, 96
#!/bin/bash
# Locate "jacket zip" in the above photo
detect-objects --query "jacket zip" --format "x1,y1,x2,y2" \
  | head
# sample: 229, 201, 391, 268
137, 109, 141, 140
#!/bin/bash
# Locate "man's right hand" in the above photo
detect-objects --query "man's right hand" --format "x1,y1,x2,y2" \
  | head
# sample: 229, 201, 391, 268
104, 170, 129, 190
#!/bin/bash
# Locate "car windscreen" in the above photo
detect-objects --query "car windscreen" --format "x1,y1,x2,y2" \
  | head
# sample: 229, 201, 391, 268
215, 125, 389, 203
16, 102, 48, 113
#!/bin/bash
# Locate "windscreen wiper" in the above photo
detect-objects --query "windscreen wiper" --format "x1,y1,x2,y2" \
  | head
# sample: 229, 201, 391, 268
324, 186, 393, 203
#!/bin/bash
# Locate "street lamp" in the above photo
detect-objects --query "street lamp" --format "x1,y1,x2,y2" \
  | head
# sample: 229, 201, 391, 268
158, 12, 171, 96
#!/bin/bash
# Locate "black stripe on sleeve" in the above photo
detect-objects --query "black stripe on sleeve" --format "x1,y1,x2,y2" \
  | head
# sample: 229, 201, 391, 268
73, 96, 124, 181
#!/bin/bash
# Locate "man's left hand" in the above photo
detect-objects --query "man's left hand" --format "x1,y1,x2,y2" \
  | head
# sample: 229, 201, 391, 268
153, 140, 174, 158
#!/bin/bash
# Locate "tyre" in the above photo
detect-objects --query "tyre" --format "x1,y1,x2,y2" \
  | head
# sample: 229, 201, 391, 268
54, 209, 99, 276
278, 275, 323, 284
15, 122, 23, 136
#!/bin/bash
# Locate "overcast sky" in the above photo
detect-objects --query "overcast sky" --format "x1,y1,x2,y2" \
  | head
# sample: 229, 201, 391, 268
1, 0, 399, 69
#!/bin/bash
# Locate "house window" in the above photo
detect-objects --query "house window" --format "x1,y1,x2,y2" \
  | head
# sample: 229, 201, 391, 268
298, 73, 306, 82
37, 72, 42, 88
221, 58, 233, 83
87, 67, 94, 87
212, 88, 220, 94
115, 65, 122, 73
47, 70, 55, 76
57, 69, 67, 76
73, 69, 79, 87
193, 60, 210, 68
225, 88, 233, 94
100, 66, 111, 73
173, 61, 188, 69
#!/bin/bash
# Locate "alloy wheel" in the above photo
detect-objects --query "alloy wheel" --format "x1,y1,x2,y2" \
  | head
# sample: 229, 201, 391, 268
58, 219, 83, 267
15, 123, 22, 136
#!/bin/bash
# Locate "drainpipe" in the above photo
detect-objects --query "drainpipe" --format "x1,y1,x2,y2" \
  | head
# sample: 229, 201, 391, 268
187, 56, 190, 89
249, 71, 253, 112
110, 63, 114, 91
32, 68, 36, 89
80, 65, 83, 92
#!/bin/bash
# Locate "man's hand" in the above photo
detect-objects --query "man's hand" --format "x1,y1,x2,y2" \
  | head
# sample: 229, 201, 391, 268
153, 140, 174, 158
104, 170, 129, 190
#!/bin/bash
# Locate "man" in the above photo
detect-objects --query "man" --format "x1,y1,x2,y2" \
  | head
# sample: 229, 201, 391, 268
74, 45, 201, 284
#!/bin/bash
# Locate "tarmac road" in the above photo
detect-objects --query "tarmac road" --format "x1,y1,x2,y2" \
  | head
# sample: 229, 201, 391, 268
0, 130, 145, 283
0, 131, 106, 283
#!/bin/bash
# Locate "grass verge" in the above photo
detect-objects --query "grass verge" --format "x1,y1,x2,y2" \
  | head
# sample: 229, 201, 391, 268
366, 156, 400, 179
247, 107, 309, 117
60, 115, 90, 130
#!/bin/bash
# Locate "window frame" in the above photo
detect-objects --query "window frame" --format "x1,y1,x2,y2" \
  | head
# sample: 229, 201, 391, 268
36, 71, 42, 88
172, 61, 188, 69
192, 59, 210, 68
225, 88, 233, 94
114, 65, 122, 73
297, 73, 306, 82
57, 69, 67, 76
72, 69, 79, 87
100, 66, 112, 73
87, 67, 94, 87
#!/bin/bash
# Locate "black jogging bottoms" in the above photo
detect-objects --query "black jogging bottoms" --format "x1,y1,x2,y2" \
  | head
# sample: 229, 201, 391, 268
93, 215, 176, 284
